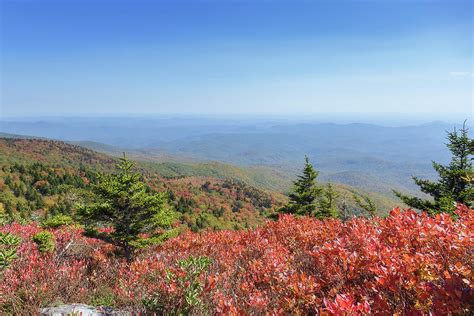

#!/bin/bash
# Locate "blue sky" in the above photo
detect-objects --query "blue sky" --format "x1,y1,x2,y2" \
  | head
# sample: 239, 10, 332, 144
1, 0, 472, 118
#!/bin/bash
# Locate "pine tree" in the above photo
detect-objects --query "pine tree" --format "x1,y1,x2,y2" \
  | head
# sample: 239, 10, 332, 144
78, 155, 177, 261
318, 183, 339, 219
353, 193, 377, 218
395, 122, 473, 215
4, 175, 12, 187
338, 193, 354, 221
282, 156, 322, 216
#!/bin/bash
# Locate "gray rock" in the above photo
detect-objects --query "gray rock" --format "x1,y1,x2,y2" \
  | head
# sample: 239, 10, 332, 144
40, 304, 131, 316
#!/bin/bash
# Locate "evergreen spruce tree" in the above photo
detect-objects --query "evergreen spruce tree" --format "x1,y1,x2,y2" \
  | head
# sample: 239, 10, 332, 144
78, 155, 177, 261
395, 122, 473, 215
318, 183, 339, 219
338, 193, 354, 221
353, 193, 377, 218
282, 156, 322, 216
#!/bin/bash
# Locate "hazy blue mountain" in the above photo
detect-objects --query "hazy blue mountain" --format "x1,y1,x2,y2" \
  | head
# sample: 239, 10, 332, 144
1, 117, 466, 197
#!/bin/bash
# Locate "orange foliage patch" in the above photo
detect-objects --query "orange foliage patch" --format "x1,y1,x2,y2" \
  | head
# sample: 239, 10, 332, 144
1, 205, 472, 314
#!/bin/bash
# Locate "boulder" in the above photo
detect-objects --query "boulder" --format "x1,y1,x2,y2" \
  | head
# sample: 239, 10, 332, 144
40, 304, 130, 316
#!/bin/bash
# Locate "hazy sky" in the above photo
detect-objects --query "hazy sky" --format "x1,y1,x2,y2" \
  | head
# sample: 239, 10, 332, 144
1, 0, 472, 118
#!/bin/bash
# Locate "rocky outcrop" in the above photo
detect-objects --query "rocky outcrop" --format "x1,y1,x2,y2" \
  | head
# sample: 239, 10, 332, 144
40, 304, 130, 316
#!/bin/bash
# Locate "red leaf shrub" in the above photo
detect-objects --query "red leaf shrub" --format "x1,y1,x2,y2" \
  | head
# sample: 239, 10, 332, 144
1, 205, 472, 314
0, 223, 119, 314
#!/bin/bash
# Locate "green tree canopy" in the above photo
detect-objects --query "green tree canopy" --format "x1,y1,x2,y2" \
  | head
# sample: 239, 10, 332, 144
395, 122, 473, 215
353, 193, 377, 218
318, 183, 339, 219
78, 155, 177, 261
282, 156, 323, 216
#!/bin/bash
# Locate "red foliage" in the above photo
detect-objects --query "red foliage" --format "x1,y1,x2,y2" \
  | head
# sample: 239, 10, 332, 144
1, 205, 472, 314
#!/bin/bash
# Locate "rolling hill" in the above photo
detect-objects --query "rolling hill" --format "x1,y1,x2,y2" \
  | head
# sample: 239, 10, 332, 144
0, 138, 286, 230
0, 136, 405, 226
1, 117, 459, 199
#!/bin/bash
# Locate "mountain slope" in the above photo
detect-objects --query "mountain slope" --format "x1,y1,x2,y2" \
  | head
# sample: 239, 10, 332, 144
0, 138, 285, 230
0, 136, 405, 221
0, 118, 454, 197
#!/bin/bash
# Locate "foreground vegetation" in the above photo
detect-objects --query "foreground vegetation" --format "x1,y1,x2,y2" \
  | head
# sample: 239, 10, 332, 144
0, 205, 472, 314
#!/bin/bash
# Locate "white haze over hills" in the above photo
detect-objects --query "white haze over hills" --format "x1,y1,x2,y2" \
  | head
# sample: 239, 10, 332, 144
0, 115, 471, 198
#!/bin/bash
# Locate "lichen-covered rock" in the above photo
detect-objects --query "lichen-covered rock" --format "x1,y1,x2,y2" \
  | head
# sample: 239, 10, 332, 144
40, 304, 130, 316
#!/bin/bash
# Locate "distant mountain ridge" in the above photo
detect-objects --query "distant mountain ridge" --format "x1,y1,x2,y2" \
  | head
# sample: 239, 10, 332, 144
1, 117, 457, 199
0, 135, 405, 215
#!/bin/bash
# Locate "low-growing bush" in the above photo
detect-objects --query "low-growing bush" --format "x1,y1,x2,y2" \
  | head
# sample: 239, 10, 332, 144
42, 214, 74, 229
0, 205, 472, 314
0, 232, 21, 272
32, 231, 56, 253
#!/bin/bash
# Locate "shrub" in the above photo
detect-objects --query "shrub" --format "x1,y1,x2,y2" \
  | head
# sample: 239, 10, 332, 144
42, 214, 73, 229
32, 231, 55, 253
0, 232, 21, 271
0, 205, 472, 314
88, 289, 115, 307
140, 255, 212, 314
0, 223, 114, 314
117, 205, 474, 314
175, 256, 212, 313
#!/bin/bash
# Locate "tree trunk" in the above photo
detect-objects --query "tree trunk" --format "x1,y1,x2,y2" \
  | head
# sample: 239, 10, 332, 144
123, 242, 133, 263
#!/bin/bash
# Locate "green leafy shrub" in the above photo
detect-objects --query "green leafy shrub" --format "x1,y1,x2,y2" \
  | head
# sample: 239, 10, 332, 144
88, 289, 116, 307
0, 232, 21, 271
42, 214, 74, 228
176, 256, 212, 313
32, 231, 55, 253
0, 213, 10, 226
142, 255, 212, 314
